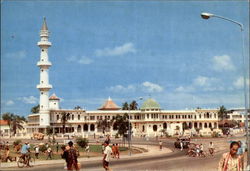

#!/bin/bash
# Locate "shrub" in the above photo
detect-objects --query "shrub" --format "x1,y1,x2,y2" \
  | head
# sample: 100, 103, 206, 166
40, 144, 47, 152
13, 139, 22, 146
211, 132, 220, 138
76, 137, 89, 149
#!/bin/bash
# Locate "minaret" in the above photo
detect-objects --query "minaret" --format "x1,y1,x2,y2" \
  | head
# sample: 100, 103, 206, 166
37, 17, 52, 126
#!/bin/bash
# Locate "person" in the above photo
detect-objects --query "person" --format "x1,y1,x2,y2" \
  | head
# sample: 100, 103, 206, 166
63, 141, 79, 171
237, 141, 244, 157
85, 144, 90, 158
20, 142, 30, 166
103, 141, 112, 171
159, 140, 163, 150
56, 142, 59, 153
4, 146, 13, 162
46, 146, 53, 160
111, 144, 116, 158
200, 144, 204, 156
218, 141, 243, 171
196, 144, 200, 157
180, 140, 183, 151
34, 145, 39, 159
209, 142, 214, 156
115, 143, 120, 159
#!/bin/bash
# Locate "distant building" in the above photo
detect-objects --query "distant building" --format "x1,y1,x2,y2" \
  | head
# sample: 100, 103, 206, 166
26, 18, 221, 137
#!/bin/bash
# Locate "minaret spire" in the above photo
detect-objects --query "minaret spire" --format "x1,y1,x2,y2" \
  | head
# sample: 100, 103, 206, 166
41, 17, 48, 31
37, 17, 52, 127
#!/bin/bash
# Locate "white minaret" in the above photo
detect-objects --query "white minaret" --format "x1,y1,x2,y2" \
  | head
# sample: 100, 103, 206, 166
37, 17, 52, 126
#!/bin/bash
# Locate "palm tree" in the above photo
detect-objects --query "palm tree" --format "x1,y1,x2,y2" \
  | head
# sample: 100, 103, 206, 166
2, 113, 25, 136
60, 112, 70, 134
122, 102, 129, 110
96, 118, 112, 135
218, 105, 227, 120
31, 105, 40, 113
129, 100, 138, 110
2, 113, 14, 131
74, 106, 82, 110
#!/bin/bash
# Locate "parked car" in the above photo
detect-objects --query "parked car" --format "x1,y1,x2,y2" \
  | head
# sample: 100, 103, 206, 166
174, 137, 190, 149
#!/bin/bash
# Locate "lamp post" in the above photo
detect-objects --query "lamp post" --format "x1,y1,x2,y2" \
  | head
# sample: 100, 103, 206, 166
128, 97, 143, 156
201, 12, 249, 168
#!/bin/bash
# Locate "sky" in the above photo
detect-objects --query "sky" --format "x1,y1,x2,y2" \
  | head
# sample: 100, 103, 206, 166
1, 0, 249, 117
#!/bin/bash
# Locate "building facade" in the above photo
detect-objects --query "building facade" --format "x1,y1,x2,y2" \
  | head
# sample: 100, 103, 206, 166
26, 19, 221, 137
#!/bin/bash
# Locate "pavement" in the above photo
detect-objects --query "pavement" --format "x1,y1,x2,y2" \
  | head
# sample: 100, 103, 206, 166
0, 144, 172, 169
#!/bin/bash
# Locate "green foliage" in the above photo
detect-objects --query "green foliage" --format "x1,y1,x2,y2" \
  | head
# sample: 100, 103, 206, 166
96, 118, 112, 134
211, 132, 220, 138
122, 102, 129, 110
40, 144, 47, 152
13, 139, 22, 146
1, 113, 26, 135
46, 126, 53, 135
76, 137, 89, 149
74, 106, 82, 110
113, 114, 129, 137
31, 105, 40, 114
129, 100, 138, 110
218, 105, 227, 120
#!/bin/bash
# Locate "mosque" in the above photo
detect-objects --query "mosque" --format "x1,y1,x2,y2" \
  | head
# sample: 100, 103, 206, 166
26, 18, 221, 137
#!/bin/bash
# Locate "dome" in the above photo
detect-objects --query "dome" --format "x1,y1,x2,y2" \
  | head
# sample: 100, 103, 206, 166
141, 98, 160, 110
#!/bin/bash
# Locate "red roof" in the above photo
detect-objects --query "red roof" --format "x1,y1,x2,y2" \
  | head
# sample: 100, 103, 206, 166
0, 120, 8, 125
49, 93, 60, 100
98, 97, 121, 110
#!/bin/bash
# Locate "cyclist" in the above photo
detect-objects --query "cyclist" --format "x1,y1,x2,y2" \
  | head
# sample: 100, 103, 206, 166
20, 142, 31, 166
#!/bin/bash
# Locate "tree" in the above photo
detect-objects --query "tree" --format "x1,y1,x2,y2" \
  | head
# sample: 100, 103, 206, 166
60, 112, 70, 134
31, 105, 40, 114
74, 106, 82, 110
46, 126, 53, 142
112, 114, 129, 138
96, 118, 112, 135
218, 105, 227, 120
2, 113, 26, 136
129, 100, 138, 110
122, 102, 129, 110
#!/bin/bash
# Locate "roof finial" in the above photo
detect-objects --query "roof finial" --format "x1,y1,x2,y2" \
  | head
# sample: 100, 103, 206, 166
41, 17, 48, 31
108, 96, 111, 101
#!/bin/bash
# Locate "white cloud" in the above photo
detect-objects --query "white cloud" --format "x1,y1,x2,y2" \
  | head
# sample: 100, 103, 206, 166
107, 85, 136, 93
95, 42, 136, 57
212, 55, 235, 71
67, 55, 93, 65
6, 100, 14, 106
142, 81, 163, 93
5, 50, 26, 59
193, 76, 218, 87
18, 96, 38, 104
234, 76, 250, 89
175, 86, 194, 93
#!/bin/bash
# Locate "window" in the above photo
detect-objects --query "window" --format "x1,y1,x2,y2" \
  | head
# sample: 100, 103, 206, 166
41, 92, 43, 95
41, 69, 44, 72
42, 49, 44, 52
147, 114, 149, 119
54, 103, 56, 105
72, 115, 74, 120
78, 115, 80, 120
56, 115, 59, 120
90, 116, 95, 120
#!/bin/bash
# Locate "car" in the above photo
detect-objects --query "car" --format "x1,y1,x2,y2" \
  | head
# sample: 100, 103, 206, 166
174, 137, 190, 149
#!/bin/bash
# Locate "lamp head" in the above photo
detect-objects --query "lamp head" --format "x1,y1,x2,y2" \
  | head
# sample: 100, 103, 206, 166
201, 12, 214, 19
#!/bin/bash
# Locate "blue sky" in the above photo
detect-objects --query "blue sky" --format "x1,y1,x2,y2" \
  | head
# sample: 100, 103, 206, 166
1, 1, 249, 117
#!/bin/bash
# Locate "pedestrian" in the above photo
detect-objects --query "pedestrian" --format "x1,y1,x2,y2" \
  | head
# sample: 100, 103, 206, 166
200, 144, 204, 156
56, 142, 59, 153
45, 143, 49, 149
111, 144, 116, 158
46, 146, 53, 160
218, 141, 243, 171
103, 141, 112, 171
115, 143, 120, 159
159, 140, 163, 150
196, 144, 200, 157
63, 141, 80, 170
180, 140, 183, 151
208, 142, 214, 156
4, 146, 12, 162
85, 144, 90, 158
34, 145, 39, 159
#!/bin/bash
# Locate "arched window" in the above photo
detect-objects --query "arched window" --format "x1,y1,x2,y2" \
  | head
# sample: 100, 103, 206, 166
214, 122, 217, 129
194, 122, 198, 128
204, 123, 208, 128
56, 115, 59, 120
77, 125, 81, 133
163, 122, 167, 129
83, 124, 88, 131
72, 115, 74, 120
90, 124, 95, 131
78, 115, 80, 120
199, 123, 202, 128
206, 113, 210, 118
153, 125, 157, 132
209, 123, 212, 128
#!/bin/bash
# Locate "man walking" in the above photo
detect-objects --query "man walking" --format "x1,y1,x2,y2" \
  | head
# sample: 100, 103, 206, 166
103, 141, 112, 171
34, 145, 39, 159
46, 146, 53, 160
64, 141, 79, 170
159, 141, 163, 151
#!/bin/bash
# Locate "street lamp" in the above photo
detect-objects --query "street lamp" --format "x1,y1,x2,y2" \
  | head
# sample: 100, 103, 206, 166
128, 97, 143, 156
201, 12, 249, 169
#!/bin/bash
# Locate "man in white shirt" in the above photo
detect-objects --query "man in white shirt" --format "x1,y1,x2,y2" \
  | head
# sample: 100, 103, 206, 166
103, 141, 112, 171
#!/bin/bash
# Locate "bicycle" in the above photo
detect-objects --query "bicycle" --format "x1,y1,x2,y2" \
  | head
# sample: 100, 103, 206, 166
17, 153, 35, 168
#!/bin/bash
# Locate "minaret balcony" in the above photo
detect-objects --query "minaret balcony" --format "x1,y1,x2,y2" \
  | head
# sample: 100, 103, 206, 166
37, 61, 52, 67
37, 41, 52, 46
37, 84, 52, 90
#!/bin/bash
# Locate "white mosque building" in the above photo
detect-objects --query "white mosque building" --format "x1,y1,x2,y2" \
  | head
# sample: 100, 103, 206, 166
26, 19, 221, 137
